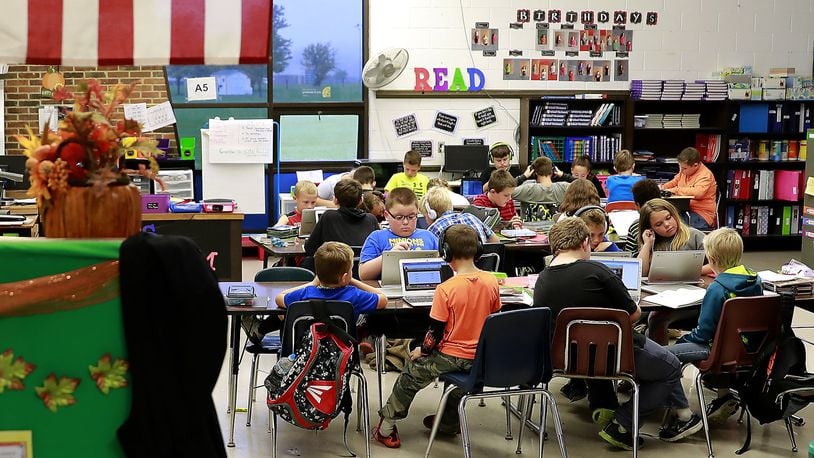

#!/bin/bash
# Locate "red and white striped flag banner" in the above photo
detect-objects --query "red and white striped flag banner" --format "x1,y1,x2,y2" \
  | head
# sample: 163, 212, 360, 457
0, 0, 271, 66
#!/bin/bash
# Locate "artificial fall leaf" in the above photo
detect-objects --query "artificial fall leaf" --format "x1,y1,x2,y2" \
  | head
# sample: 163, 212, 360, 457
89, 353, 128, 394
0, 349, 36, 393
35, 373, 80, 412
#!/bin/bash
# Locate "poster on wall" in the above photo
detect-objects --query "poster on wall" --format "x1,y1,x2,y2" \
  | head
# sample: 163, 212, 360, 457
611, 28, 633, 52
503, 59, 531, 80
393, 113, 419, 138
531, 59, 558, 80
535, 24, 550, 50
592, 60, 612, 82
471, 26, 498, 53
558, 60, 577, 81
410, 140, 433, 158
614, 60, 630, 81
433, 111, 459, 135
473, 106, 498, 129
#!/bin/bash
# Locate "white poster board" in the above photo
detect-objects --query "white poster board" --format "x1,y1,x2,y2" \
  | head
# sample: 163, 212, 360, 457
201, 129, 266, 214
207, 118, 274, 164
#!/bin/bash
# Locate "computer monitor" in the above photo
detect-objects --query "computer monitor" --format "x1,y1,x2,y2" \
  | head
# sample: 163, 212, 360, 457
443, 145, 489, 174
460, 178, 483, 198
0, 155, 29, 191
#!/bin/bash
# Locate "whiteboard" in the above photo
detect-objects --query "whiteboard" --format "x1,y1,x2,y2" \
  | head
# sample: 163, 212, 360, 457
207, 118, 274, 164
201, 129, 266, 214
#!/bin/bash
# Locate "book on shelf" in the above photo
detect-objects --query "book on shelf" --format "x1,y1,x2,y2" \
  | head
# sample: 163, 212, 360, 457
696, 133, 721, 162
727, 138, 752, 161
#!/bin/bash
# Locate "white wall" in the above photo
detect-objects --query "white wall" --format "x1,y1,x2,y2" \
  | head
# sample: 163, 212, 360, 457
368, 0, 814, 162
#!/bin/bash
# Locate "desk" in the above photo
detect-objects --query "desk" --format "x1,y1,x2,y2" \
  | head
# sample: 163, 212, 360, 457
665, 195, 692, 215
249, 234, 304, 268
0, 215, 38, 237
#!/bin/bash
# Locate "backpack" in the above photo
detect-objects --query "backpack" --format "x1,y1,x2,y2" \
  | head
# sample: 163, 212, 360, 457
264, 303, 357, 430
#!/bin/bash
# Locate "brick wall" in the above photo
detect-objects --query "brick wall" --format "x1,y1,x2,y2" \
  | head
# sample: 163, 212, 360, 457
3, 65, 176, 156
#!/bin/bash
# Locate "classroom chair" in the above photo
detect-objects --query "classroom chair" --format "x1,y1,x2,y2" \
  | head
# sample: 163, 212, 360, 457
477, 242, 505, 272
245, 266, 315, 427
271, 300, 371, 458
605, 200, 637, 212
685, 294, 783, 457
551, 307, 640, 458
425, 308, 567, 458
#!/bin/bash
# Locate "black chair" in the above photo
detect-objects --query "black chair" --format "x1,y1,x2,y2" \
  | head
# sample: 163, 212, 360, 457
424, 308, 566, 458
245, 267, 315, 427
270, 300, 371, 458
476, 242, 505, 272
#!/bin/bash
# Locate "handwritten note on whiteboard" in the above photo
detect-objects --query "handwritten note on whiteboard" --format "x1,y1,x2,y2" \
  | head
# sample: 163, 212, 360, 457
208, 118, 274, 164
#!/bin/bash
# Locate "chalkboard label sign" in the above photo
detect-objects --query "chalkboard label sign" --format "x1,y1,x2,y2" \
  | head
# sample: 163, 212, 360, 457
410, 140, 434, 158
433, 111, 459, 135
462, 138, 486, 146
393, 113, 419, 138
473, 106, 498, 129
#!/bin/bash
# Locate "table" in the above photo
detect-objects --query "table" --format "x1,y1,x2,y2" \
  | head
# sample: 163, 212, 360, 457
249, 234, 304, 268
0, 215, 38, 237
665, 195, 692, 215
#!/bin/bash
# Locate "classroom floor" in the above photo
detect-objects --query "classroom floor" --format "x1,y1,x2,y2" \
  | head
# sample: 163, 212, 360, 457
216, 251, 814, 457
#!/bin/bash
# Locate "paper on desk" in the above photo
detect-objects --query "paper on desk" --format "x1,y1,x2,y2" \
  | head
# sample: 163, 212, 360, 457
643, 288, 706, 308
297, 170, 324, 184
608, 210, 639, 237
758, 270, 799, 282
501, 228, 536, 237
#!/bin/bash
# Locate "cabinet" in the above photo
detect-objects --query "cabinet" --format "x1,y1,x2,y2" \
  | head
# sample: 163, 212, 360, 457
156, 169, 194, 200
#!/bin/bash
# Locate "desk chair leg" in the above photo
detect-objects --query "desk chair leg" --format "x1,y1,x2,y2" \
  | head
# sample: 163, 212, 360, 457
516, 394, 532, 454
694, 372, 714, 458
459, 394, 475, 458
351, 370, 372, 458
785, 417, 798, 452
425, 385, 457, 458
246, 353, 259, 426
503, 395, 513, 440
270, 412, 278, 458
790, 414, 805, 427
630, 379, 640, 458
375, 336, 384, 410
538, 391, 568, 458
355, 377, 363, 432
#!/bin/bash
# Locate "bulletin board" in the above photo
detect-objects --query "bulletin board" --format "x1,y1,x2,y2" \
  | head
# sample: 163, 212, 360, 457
173, 107, 268, 169
0, 239, 129, 457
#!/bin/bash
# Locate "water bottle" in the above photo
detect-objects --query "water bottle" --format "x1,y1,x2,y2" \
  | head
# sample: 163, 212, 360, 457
266, 353, 297, 393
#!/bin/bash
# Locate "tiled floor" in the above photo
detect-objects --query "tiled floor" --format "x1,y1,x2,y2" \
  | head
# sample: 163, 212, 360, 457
217, 251, 814, 457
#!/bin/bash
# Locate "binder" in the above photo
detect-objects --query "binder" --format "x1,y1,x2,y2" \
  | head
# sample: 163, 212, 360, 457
774, 170, 802, 201
750, 206, 759, 235
782, 206, 792, 236
726, 206, 735, 228
738, 103, 769, 133
742, 204, 751, 236
791, 206, 800, 234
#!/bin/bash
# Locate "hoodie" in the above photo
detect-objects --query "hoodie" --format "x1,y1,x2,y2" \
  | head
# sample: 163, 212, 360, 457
678, 265, 763, 345
304, 206, 379, 256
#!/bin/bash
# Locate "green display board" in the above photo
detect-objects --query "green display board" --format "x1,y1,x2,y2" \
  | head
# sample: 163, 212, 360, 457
0, 239, 128, 457
173, 107, 268, 170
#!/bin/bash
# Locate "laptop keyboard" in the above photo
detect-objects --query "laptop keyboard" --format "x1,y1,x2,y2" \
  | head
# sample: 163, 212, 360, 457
405, 295, 435, 304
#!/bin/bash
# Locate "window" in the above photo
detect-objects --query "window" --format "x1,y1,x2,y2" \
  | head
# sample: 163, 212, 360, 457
279, 114, 359, 161
166, 65, 269, 104
272, 0, 363, 103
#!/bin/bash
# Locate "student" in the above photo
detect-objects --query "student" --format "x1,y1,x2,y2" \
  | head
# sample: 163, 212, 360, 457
361, 190, 386, 223
512, 156, 570, 206
353, 165, 376, 190
637, 198, 706, 275
661, 147, 717, 230
317, 169, 355, 207
555, 155, 606, 198
427, 177, 469, 209
423, 186, 500, 244
276, 180, 318, 226
556, 178, 600, 218
471, 169, 523, 228
304, 179, 379, 258
534, 218, 691, 450
374, 225, 501, 448
605, 150, 644, 203
662, 228, 762, 438
623, 179, 662, 254
578, 207, 621, 252
359, 188, 439, 280
478, 142, 532, 191
384, 150, 430, 200
242, 241, 387, 343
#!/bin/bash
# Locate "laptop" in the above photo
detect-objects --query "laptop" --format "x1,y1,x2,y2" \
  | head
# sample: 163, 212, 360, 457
379, 250, 440, 297
590, 256, 643, 303
298, 207, 335, 237
399, 258, 447, 307
643, 250, 705, 286
590, 250, 632, 258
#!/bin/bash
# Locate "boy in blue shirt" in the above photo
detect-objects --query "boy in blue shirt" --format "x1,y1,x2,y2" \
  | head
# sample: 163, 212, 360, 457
606, 150, 644, 203
661, 228, 762, 441
359, 187, 439, 280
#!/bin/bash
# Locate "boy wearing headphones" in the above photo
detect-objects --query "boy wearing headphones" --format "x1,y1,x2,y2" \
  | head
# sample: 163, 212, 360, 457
374, 225, 501, 448
576, 207, 621, 252
422, 187, 500, 243
478, 142, 533, 192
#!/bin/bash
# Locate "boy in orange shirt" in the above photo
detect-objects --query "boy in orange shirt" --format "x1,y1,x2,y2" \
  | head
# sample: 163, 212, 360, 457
661, 147, 717, 230
373, 225, 501, 448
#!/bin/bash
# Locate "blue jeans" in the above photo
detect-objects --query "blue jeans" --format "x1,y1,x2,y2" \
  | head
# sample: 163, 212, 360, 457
687, 212, 712, 231
614, 337, 685, 430
665, 341, 711, 409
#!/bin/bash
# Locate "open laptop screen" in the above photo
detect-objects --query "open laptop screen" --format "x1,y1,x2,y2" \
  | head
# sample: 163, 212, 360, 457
402, 261, 445, 291
591, 257, 641, 291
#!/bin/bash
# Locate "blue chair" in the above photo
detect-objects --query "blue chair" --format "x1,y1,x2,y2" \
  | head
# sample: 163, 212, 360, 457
245, 267, 315, 427
424, 308, 567, 458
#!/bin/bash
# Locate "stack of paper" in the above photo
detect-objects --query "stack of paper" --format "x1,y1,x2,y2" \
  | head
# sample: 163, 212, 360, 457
643, 288, 707, 308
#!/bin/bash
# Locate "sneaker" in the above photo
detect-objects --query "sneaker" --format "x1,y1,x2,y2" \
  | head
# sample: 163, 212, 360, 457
599, 421, 643, 451
240, 316, 264, 345
372, 419, 401, 448
359, 341, 375, 356
560, 379, 588, 402
592, 408, 615, 429
706, 393, 739, 424
658, 414, 703, 442
422, 415, 459, 435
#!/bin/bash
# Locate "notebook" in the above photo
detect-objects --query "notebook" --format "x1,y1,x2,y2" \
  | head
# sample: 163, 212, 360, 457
379, 250, 440, 297
644, 250, 704, 285
590, 256, 642, 303
399, 258, 447, 307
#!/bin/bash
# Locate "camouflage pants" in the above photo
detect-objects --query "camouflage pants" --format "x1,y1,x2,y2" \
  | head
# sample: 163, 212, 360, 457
379, 350, 473, 433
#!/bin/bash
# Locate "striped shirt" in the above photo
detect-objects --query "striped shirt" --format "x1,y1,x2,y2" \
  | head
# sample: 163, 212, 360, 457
471, 194, 517, 221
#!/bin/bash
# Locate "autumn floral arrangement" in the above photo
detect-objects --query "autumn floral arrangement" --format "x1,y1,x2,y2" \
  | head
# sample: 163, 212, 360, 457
16, 80, 164, 237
